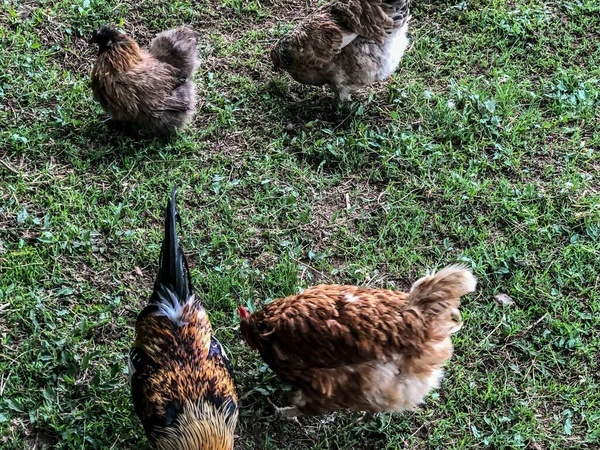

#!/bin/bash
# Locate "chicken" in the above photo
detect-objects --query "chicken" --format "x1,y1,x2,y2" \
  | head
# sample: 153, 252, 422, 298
90, 24, 199, 134
130, 188, 238, 449
270, 0, 412, 101
239, 265, 476, 417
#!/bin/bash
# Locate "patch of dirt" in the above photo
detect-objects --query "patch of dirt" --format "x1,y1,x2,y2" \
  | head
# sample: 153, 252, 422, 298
194, 125, 253, 160
301, 177, 388, 253
25, 428, 58, 450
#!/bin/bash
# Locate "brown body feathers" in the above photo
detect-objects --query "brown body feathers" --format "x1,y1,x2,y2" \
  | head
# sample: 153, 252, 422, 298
90, 25, 199, 134
270, 0, 413, 101
239, 265, 476, 415
130, 189, 238, 449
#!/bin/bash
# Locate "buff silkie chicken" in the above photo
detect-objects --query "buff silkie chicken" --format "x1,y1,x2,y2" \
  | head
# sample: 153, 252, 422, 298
270, 0, 412, 101
130, 188, 238, 449
239, 265, 476, 418
90, 24, 199, 134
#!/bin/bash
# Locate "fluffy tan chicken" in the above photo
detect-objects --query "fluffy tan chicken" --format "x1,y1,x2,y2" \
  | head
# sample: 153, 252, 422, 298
239, 265, 476, 417
270, 0, 412, 101
90, 24, 199, 134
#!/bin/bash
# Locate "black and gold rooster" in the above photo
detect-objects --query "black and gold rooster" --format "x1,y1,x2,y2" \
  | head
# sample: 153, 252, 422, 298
130, 188, 238, 449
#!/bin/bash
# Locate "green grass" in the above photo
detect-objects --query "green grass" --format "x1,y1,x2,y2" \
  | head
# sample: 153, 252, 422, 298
1, 0, 599, 448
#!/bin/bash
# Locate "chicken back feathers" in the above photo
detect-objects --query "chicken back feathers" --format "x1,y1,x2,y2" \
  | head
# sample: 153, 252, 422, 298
90, 24, 199, 134
130, 188, 238, 449
239, 265, 476, 415
270, 0, 412, 100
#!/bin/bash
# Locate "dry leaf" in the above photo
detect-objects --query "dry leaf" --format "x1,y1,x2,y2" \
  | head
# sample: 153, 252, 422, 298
134, 266, 143, 277
494, 293, 515, 306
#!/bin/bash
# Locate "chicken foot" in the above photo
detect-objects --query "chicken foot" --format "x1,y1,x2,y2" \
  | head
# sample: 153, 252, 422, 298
267, 398, 301, 423
357, 411, 381, 423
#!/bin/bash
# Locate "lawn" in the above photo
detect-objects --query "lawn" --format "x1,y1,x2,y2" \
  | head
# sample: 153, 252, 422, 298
1, 0, 599, 448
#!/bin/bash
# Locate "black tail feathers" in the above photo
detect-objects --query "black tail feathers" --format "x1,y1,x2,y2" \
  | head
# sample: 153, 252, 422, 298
155, 187, 192, 301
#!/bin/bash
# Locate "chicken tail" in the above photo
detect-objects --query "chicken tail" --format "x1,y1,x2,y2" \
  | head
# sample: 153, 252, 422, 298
406, 265, 476, 334
149, 25, 199, 79
381, 0, 412, 29
153, 187, 192, 305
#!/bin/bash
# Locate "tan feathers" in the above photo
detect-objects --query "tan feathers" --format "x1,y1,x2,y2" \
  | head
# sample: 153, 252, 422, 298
240, 265, 476, 415
90, 24, 199, 133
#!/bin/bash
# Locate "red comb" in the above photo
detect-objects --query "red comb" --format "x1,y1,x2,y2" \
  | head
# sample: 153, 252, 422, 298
238, 305, 250, 319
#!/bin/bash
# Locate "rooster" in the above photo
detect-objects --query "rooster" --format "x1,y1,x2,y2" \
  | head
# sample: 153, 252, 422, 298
130, 188, 238, 449
90, 24, 199, 134
270, 0, 412, 101
239, 265, 476, 417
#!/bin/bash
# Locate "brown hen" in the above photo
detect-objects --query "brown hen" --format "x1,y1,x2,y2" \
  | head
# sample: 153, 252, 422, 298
270, 0, 412, 101
239, 265, 476, 416
90, 24, 199, 134
130, 188, 238, 449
